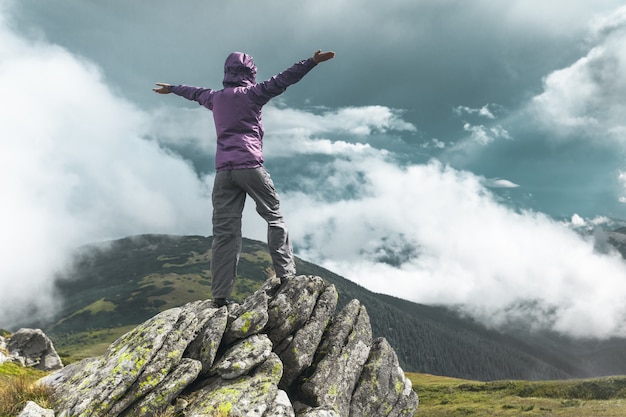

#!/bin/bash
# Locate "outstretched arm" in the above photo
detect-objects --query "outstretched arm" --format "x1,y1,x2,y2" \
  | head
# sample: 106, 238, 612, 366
313, 50, 336, 64
154, 83, 215, 109
153, 83, 171, 94
249, 51, 335, 105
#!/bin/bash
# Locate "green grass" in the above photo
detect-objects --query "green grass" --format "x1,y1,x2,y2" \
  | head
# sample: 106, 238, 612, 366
0, 363, 53, 417
54, 325, 137, 362
408, 372, 626, 416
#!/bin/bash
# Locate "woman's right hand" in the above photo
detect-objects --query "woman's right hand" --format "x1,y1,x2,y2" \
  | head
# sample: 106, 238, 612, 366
152, 83, 171, 94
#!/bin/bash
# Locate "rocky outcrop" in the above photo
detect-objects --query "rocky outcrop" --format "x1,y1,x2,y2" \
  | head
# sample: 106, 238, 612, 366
39, 275, 418, 417
3, 328, 63, 371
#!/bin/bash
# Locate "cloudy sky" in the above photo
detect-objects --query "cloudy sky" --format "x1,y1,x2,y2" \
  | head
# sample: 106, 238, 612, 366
3, 0, 626, 339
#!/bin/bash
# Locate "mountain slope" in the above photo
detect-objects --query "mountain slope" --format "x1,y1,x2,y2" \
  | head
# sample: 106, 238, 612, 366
26, 234, 626, 381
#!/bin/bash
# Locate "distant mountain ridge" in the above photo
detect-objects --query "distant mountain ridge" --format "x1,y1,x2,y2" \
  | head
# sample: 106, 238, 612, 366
24, 234, 626, 381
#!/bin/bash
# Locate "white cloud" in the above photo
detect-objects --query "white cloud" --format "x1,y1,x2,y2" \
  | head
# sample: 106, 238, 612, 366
266, 104, 416, 136
261, 104, 413, 157
483, 178, 520, 189
590, 4, 626, 37
451, 103, 512, 148
502, 0, 623, 35
618, 171, 626, 203
570, 213, 587, 227
267, 152, 626, 339
146, 106, 216, 153
462, 123, 512, 145
0, 8, 212, 327
422, 138, 446, 150
454, 104, 496, 119
531, 5, 626, 139
326, 106, 417, 135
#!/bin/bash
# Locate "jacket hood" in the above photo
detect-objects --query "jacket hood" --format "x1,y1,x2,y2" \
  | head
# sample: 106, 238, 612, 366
223, 52, 257, 87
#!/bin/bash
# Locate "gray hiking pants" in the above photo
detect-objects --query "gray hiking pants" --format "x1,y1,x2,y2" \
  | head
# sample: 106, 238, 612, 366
211, 166, 296, 298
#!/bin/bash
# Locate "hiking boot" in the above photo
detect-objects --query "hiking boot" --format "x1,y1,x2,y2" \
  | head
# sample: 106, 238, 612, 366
214, 298, 234, 308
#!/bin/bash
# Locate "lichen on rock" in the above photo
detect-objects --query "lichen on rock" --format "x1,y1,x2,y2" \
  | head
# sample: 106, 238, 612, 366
212, 334, 273, 379
349, 337, 419, 416
298, 299, 373, 416
186, 352, 285, 417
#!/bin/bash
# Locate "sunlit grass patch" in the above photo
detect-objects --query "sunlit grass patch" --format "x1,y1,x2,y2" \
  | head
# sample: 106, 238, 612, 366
407, 372, 626, 416
0, 363, 52, 417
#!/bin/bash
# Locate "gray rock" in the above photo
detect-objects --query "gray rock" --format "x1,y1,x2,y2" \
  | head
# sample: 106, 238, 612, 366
349, 337, 419, 417
6, 328, 63, 371
103, 300, 215, 417
184, 306, 228, 374
278, 283, 338, 389
259, 274, 284, 295
186, 352, 284, 417
49, 307, 182, 417
120, 358, 202, 417
266, 276, 328, 346
212, 334, 273, 379
44, 300, 215, 417
299, 299, 373, 416
223, 288, 270, 346
0, 335, 7, 365
16, 401, 54, 417
296, 407, 340, 417
38, 356, 97, 391
264, 389, 295, 417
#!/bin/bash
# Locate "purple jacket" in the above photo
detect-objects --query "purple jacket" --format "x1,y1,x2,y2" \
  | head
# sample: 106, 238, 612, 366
170, 52, 317, 171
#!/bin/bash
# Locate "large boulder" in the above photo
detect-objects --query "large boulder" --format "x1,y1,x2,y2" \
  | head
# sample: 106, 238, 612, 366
276, 281, 338, 390
6, 328, 63, 371
298, 299, 373, 416
42, 300, 222, 417
37, 275, 418, 417
0, 335, 7, 365
349, 338, 419, 416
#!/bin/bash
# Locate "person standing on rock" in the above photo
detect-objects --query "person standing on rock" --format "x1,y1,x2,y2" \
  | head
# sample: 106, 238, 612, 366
153, 50, 336, 307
